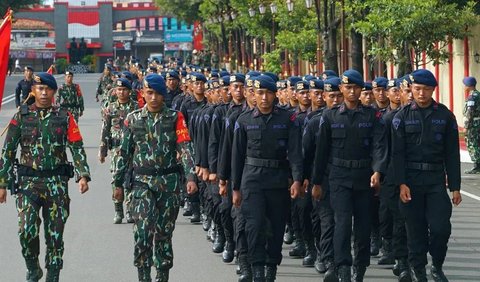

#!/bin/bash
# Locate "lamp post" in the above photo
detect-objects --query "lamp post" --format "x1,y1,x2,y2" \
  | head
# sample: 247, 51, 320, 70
270, 3, 277, 51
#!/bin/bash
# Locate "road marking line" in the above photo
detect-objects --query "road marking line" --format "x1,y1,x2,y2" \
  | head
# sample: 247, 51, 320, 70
2, 96, 15, 105
461, 190, 480, 201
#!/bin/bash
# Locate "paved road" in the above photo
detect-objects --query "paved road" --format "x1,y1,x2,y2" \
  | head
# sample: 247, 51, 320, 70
0, 74, 479, 281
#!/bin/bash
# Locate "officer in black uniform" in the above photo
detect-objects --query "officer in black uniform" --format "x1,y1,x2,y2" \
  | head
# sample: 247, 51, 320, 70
312, 70, 385, 282
392, 69, 461, 282
303, 77, 342, 280
15, 66, 35, 107
164, 70, 182, 108
231, 75, 304, 282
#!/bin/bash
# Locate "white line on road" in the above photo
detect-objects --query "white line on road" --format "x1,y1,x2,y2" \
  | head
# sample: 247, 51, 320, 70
461, 190, 480, 201
2, 96, 15, 105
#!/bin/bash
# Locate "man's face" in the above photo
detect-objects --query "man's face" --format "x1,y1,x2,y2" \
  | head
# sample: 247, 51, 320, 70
411, 83, 434, 107
387, 87, 401, 106
65, 74, 73, 85
116, 86, 130, 103
255, 89, 276, 112
25, 69, 33, 80
400, 86, 413, 104
309, 89, 324, 108
166, 78, 179, 90
322, 91, 344, 108
192, 81, 205, 95
210, 88, 221, 104
288, 87, 297, 103
142, 88, 164, 112
373, 87, 388, 103
360, 90, 374, 106
296, 90, 311, 107
245, 87, 257, 107
230, 82, 244, 103
340, 84, 361, 103
33, 85, 55, 108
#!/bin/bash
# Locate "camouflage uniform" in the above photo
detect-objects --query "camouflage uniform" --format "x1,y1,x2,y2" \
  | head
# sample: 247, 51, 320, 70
0, 105, 90, 278
99, 98, 138, 223
96, 74, 113, 102
113, 105, 195, 277
464, 89, 480, 168
56, 83, 84, 122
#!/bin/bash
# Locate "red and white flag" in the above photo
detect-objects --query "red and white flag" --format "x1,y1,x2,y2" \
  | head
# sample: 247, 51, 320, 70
0, 8, 12, 111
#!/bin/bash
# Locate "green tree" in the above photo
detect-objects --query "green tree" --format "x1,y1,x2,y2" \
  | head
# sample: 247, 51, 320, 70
155, 0, 202, 24
1, 0, 40, 16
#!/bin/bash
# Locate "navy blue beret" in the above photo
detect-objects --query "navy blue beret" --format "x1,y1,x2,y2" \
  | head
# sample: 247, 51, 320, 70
362, 82, 373, 91
190, 72, 207, 83
144, 74, 167, 95
212, 69, 219, 73
147, 66, 158, 73
245, 75, 259, 88
166, 70, 179, 80
287, 76, 303, 87
295, 81, 309, 91
323, 77, 341, 92
463, 76, 477, 87
104, 64, 113, 71
372, 77, 388, 88
33, 72, 57, 90
309, 79, 324, 90
303, 75, 316, 82
220, 76, 230, 86
254, 75, 277, 92
122, 71, 133, 81
399, 75, 411, 88
410, 69, 437, 87
112, 71, 120, 78
387, 79, 397, 89
321, 70, 338, 80
209, 71, 220, 79
230, 74, 246, 84
204, 66, 211, 72
342, 70, 364, 87
181, 70, 187, 77
219, 70, 230, 78
262, 72, 279, 82
246, 71, 261, 80
25, 66, 34, 72
276, 80, 287, 89
115, 78, 132, 90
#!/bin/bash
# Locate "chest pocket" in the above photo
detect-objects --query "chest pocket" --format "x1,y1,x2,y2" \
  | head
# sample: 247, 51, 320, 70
111, 114, 122, 130
247, 130, 262, 154
431, 125, 445, 144
331, 128, 346, 148
131, 120, 147, 143
49, 113, 68, 145
405, 125, 421, 144
159, 119, 177, 149
20, 117, 38, 146
358, 128, 373, 148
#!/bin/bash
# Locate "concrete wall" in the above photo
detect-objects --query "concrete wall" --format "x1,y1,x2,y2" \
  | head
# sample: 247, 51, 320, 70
53, 3, 68, 55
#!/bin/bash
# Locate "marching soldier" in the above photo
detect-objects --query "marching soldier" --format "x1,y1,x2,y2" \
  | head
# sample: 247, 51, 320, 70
96, 65, 114, 102
463, 76, 480, 174
360, 82, 374, 106
15, 66, 35, 107
56, 71, 85, 122
0, 72, 91, 282
113, 74, 197, 282
99, 78, 138, 224
164, 70, 182, 108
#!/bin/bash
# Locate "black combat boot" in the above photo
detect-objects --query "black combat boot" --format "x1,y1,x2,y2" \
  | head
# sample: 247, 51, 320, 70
288, 232, 306, 258
393, 260, 400, 276
202, 215, 212, 231
137, 267, 152, 282
25, 258, 43, 282
182, 200, 192, 216
323, 259, 338, 282
314, 255, 326, 273
190, 202, 201, 223
465, 163, 480, 174
410, 266, 427, 282
45, 266, 60, 282
302, 239, 317, 267
283, 225, 294, 245
265, 264, 277, 282
155, 269, 169, 282
378, 239, 395, 265
223, 240, 235, 263
430, 263, 448, 282
370, 229, 380, 256
352, 265, 366, 282
397, 258, 412, 282
337, 265, 351, 282
252, 264, 265, 282
238, 254, 252, 282
114, 202, 124, 224
212, 229, 226, 253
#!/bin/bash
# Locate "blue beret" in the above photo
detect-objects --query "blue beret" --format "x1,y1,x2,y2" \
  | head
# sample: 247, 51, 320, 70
25, 66, 34, 72
204, 66, 211, 72
295, 81, 309, 91
230, 74, 246, 84
112, 71, 120, 78
287, 76, 303, 87
463, 76, 477, 87
147, 66, 158, 73
342, 70, 364, 87
181, 70, 187, 77
245, 75, 259, 87
104, 64, 113, 71
254, 75, 277, 92
246, 71, 261, 80
115, 78, 132, 90
410, 69, 437, 87
211, 80, 220, 89
190, 72, 207, 83
219, 70, 230, 78
166, 70, 179, 80
209, 71, 220, 79
220, 76, 230, 86
262, 72, 279, 82
362, 82, 373, 91
372, 77, 388, 88
144, 74, 167, 95
309, 79, 324, 90
387, 78, 397, 89
276, 80, 287, 89
321, 70, 338, 80
33, 72, 57, 90
323, 77, 341, 92
212, 69, 219, 73
122, 71, 133, 81
399, 75, 412, 88
303, 75, 316, 82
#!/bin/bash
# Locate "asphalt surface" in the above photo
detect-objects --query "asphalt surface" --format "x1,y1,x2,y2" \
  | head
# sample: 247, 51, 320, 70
0, 73, 479, 281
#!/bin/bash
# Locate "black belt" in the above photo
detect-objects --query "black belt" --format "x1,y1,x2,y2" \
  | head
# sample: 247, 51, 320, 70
134, 165, 181, 176
17, 164, 74, 178
406, 162, 444, 171
331, 158, 371, 169
245, 157, 289, 169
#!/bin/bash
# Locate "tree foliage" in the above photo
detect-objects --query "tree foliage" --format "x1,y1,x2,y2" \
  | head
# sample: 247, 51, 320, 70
155, 0, 202, 24
1, 0, 40, 17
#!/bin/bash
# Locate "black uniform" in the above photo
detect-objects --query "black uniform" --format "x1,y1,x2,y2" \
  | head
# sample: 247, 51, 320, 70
231, 107, 303, 266
15, 78, 34, 107
312, 103, 385, 268
172, 92, 188, 111
165, 87, 183, 109
391, 100, 460, 269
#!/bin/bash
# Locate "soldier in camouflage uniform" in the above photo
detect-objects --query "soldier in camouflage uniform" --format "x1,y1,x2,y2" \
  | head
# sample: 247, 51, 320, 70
463, 76, 480, 174
0, 72, 91, 282
99, 78, 139, 224
113, 74, 197, 282
56, 71, 84, 122
96, 64, 114, 102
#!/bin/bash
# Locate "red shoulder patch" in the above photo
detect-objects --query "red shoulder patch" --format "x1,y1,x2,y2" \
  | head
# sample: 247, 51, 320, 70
176, 112, 191, 143
9, 119, 18, 126
67, 112, 83, 142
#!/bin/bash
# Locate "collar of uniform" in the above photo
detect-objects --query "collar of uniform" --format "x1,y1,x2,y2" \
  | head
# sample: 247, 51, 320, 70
295, 106, 308, 114
140, 106, 150, 117
339, 102, 366, 114
253, 107, 277, 117
411, 100, 438, 111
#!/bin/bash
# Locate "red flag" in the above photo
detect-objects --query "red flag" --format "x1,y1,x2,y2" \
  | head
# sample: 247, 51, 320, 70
0, 9, 13, 111
46, 64, 54, 74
